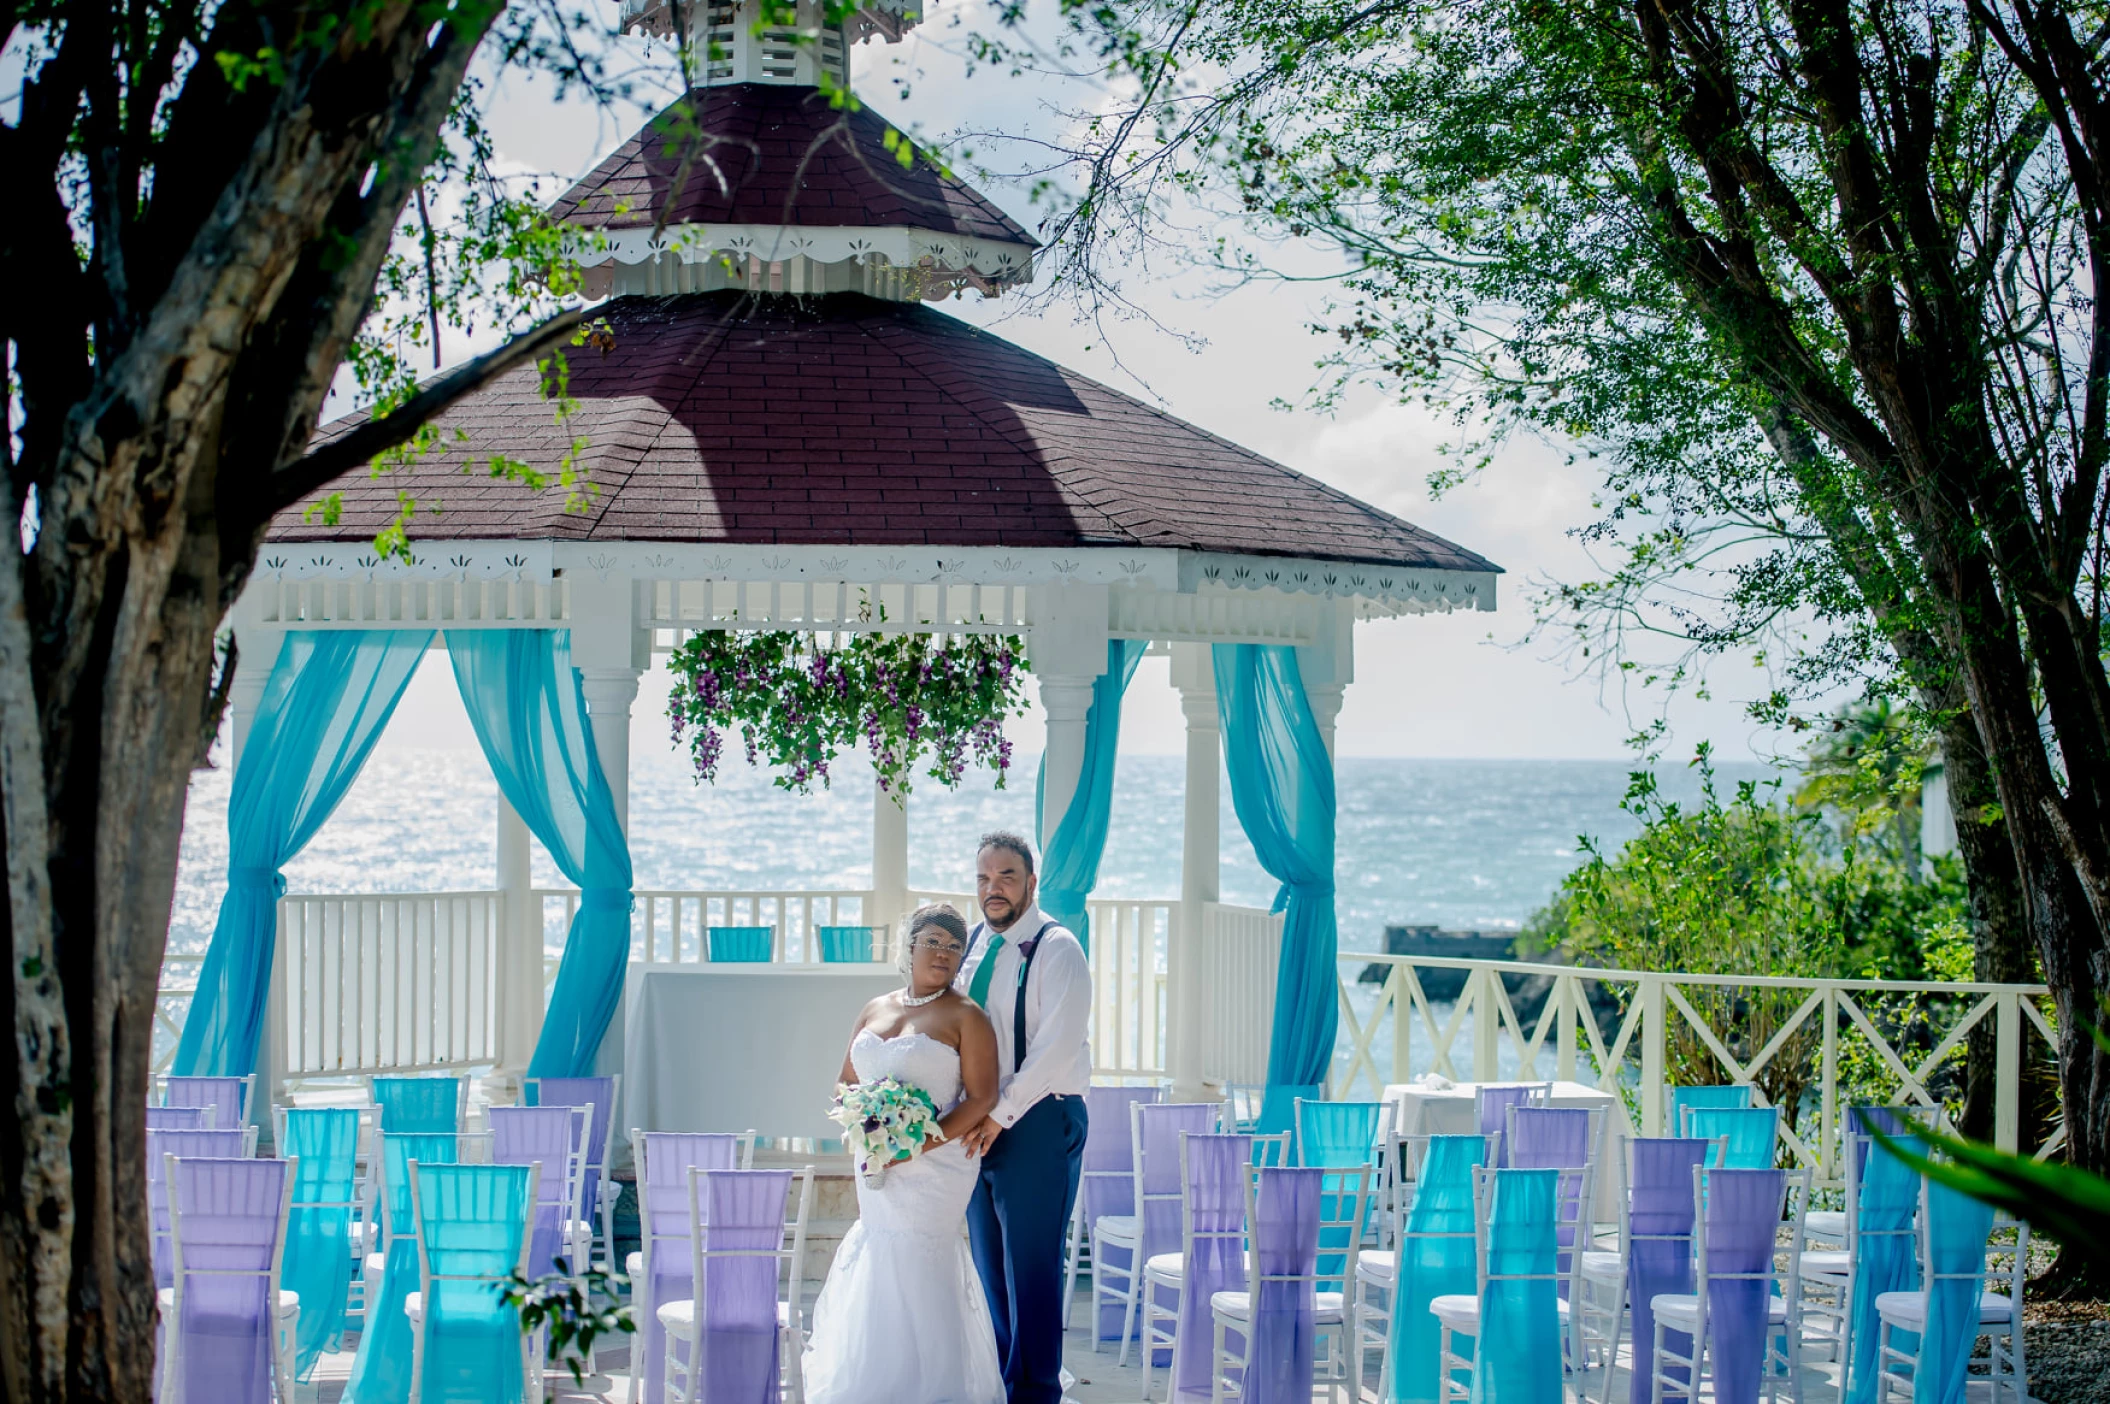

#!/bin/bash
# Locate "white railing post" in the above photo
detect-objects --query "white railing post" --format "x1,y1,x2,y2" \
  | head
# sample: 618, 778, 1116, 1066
263, 903, 291, 1131
1556, 977, 1577, 1083
872, 779, 908, 940
1472, 967, 1500, 1082
1640, 975, 1666, 1135
1995, 991, 2022, 1154
1820, 986, 1838, 1184
494, 796, 539, 1099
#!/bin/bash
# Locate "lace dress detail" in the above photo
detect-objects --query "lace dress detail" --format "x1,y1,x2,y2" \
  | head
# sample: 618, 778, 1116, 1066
800, 1030, 1003, 1404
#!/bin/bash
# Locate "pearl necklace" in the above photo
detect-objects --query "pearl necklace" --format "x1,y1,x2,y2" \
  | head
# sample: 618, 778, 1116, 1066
898, 985, 947, 1007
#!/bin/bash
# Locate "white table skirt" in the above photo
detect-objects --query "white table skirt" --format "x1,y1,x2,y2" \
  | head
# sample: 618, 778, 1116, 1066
622, 964, 900, 1143
1380, 1079, 1634, 1220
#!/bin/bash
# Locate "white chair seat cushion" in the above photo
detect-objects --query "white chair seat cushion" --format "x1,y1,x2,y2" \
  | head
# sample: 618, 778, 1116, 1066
1211, 1290, 1347, 1325
659, 1298, 793, 1339
1798, 1250, 1851, 1277
1430, 1294, 1570, 1331
1650, 1293, 1788, 1329
1580, 1251, 1624, 1284
1803, 1210, 1848, 1240
1095, 1215, 1140, 1245
1357, 1250, 1396, 1284
1144, 1252, 1184, 1284
159, 1287, 299, 1320
1873, 1290, 2014, 1328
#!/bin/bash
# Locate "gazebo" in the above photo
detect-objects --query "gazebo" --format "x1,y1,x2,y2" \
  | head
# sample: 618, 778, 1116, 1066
170, 0, 1501, 1141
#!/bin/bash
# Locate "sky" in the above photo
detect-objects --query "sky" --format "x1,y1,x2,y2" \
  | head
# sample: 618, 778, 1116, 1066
374, 1, 1824, 764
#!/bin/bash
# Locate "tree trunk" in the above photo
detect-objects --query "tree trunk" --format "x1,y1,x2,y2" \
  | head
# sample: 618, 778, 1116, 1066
1941, 709, 2039, 1141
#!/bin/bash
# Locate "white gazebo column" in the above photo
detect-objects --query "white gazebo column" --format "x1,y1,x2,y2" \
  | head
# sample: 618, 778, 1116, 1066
872, 780, 909, 944
1301, 600, 1355, 761
492, 796, 539, 1100
1027, 584, 1111, 852
567, 577, 648, 1091
1169, 642, 1219, 1100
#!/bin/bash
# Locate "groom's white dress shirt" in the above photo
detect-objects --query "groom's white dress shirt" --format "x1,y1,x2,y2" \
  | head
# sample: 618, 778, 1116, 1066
955, 902, 1094, 1128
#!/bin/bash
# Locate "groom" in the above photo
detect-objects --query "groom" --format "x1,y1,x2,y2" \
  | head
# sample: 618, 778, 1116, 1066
955, 831, 1092, 1404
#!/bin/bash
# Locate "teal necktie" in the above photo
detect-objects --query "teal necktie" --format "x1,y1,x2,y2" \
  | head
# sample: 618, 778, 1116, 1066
966, 929, 1006, 1007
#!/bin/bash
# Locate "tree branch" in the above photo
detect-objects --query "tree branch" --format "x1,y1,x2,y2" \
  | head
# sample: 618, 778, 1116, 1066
266, 307, 592, 511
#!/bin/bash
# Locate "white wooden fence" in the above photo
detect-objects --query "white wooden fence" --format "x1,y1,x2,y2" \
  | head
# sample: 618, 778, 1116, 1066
1335, 952, 2060, 1188
532, 887, 877, 964
1200, 902, 1285, 1088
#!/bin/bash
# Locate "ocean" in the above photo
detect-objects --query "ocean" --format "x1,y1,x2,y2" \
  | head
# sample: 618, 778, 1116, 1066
169, 747, 1778, 958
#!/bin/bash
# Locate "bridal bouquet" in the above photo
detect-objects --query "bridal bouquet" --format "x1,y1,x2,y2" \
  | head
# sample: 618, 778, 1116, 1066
830, 1077, 943, 1187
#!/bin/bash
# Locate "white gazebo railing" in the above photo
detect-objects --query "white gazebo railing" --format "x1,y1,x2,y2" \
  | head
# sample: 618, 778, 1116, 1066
1333, 951, 2060, 1188
532, 887, 878, 964
275, 892, 504, 1077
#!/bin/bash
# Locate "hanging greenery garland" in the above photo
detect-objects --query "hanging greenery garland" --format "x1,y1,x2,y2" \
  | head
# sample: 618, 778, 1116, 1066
665, 628, 1031, 796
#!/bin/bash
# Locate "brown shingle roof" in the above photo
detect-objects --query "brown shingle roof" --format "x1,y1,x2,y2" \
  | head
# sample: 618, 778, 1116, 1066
280, 292, 1500, 574
549, 84, 1033, 246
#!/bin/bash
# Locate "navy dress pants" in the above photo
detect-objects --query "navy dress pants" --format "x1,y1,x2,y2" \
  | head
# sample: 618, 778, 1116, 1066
967, 1095, 1088, 1404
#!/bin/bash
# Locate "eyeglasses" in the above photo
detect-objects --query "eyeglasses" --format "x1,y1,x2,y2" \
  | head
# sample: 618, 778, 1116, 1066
909, 933, 966, 956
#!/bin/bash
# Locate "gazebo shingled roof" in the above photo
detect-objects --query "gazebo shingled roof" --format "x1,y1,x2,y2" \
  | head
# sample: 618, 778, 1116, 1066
280, 291, 1501, 577
548, 83, 1032, 247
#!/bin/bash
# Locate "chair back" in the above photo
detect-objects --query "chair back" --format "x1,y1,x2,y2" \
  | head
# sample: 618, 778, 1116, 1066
409, 1162, 536, 1403
1844, 1104, 1937, 1179
1293, 1097, 1390, 1167
371, 1075, 464, 1132
683, 1168, 801, 1401
163, 1074, 253, 1133
1690, 1165, 1793, 1404
1221, 1083, 1266, 1133
1669, 1084, 1752, 1135
1507, 1105, 1602, 1172
1393, 1135, 1489, 1404
1237, 1165, 1325, 1399
148, 1128, 253, 1286
491, 1105, 583, 1277
164, 1155, 294, 1404
1081, 1086, 1160, 1233
635, 1132, 753, 1261
526, 1075, 615, 1192
1134, 1102, 1220, 1262
276, 1107, 362, 1380
1312, 1162, 1373, 1296
148, 1104, 214, 1130
1470, 1165, 1566, 1402
816, 925, 885, 962
1687, 1106, 1780, 1168
1172, 1133, 1254, 1399
1617, 1137, 1717, 1404
377, 1132, 472, 1245
1475, 1084, 1545, 1164
708, 925, 773, 962
1910, 1173, 2001, 1404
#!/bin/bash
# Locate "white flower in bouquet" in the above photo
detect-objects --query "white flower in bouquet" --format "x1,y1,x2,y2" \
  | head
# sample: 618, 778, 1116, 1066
829, 1076, 943, 1187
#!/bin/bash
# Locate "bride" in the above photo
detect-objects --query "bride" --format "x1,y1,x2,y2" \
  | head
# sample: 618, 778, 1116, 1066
801, 903, 1006, 1404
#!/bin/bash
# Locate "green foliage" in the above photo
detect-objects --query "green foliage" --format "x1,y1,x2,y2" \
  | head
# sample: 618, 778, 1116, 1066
1528, 745, 1975, 1117
1794, 700, 1932, 875
500, 1257, 633, 1386
665, 627, 1031, 797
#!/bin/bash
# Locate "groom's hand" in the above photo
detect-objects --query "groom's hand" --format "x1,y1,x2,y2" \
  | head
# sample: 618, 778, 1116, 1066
959, 1116, 1002, 1157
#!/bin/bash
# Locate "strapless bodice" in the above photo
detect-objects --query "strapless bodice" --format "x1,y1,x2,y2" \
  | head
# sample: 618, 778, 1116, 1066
850, 1028, 963, 1112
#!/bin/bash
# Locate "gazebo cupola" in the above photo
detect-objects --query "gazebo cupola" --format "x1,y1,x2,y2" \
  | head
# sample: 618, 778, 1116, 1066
562, 0, 1036, 302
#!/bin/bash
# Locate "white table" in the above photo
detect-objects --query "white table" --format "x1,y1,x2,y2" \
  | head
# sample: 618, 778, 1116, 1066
622, 964, 899, 1144
1380, 1079, 1633, 1220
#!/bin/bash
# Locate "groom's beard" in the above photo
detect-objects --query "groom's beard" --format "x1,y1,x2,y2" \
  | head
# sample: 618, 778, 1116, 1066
982, 899, 1019, 932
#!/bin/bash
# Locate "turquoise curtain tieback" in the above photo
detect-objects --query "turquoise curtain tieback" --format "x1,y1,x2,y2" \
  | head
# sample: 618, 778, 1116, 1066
227, 865, 288, 897
580, 887, 634, 915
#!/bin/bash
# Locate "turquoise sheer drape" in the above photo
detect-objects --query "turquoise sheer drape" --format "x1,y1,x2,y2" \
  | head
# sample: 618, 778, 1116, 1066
175, 630, 433, 1076
1035, 638, 1146, 951
1213, 644, 1337, 1091
1916, 1179, 1994, 1404
347, 1134, 460, 1404
447, 630, 633, 1077
1389, 1135, 1486, 1404
1687, 1107, 1779, 1169
1474, 1168, 1563, 1404
1844, 1138, 1922, 1404
414, 1164, 534, 1403
281, 1108, 361, 1379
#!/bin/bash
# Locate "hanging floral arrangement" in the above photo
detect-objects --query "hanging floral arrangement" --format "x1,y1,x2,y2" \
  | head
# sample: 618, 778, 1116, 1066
665, 628, 1031, 796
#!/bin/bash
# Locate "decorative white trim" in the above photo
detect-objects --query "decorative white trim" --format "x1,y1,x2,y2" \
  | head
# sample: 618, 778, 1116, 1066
1184, 551, 1498, 614
567, 224, 1035, 284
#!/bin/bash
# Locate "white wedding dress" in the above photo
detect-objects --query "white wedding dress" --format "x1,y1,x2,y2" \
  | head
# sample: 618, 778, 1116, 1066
801, 1028, 1006, 1404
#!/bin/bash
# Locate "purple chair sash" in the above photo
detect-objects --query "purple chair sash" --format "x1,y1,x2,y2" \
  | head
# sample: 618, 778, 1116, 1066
167, 1156, 290, 1404
1624, 1139, 1715, 1404
1172, 1134, 1253, 1402
687, 1170, 792, 1404
1082, 1085, 1160, 1341
1697, 1168, 1786, 1404
635, 1132, 743, 1402
1241, 1166, 1322, 1404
